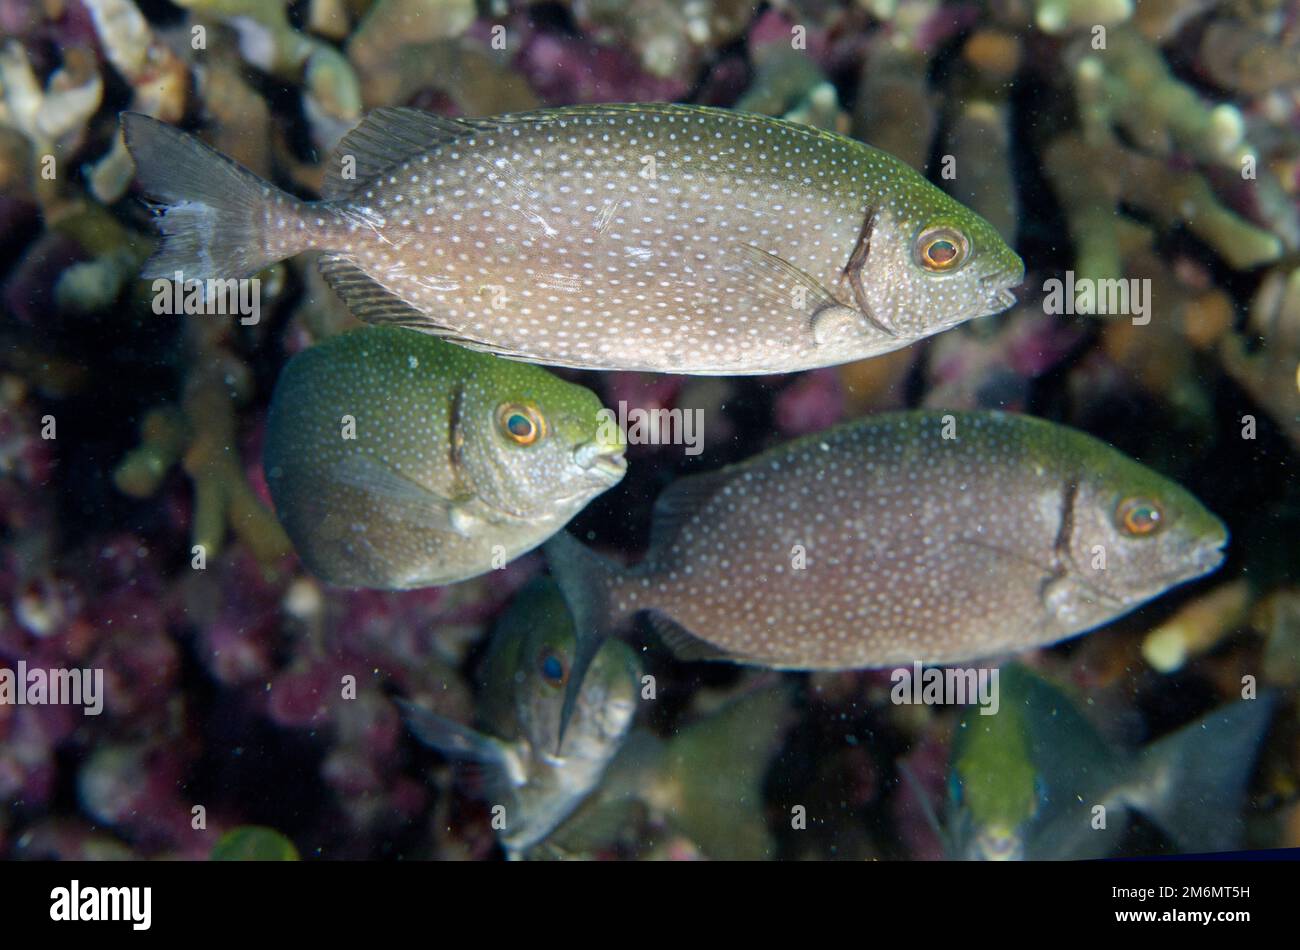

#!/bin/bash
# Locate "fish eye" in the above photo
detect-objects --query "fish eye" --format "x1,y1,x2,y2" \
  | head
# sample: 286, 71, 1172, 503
1116, 497, 1163, 537
538, 650, 566, 686
498, 403, 545, 445
915, 227, 968, 272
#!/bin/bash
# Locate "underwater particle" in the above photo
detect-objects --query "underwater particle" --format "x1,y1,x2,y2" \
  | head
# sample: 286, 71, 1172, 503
1141, 579, 1251, 674
263, 327, 626, 589
121, 105, 1023, 374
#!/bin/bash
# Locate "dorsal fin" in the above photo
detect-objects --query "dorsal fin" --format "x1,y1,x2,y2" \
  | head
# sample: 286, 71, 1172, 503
646, 467, 735, 557
322, 107, 477, 199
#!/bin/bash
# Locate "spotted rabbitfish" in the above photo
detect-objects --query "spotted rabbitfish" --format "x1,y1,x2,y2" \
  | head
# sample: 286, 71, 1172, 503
932, 664, 1275, 860
121, 106, 1023, 374
399, 580, 641, 859
263, 327, 625, 589
547, 411, 1226, 736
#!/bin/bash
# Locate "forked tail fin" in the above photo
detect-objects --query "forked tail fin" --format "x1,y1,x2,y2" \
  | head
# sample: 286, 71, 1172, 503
544, 531, 627, 752
121, 112, 313, 280
1128, 693, 1276, 854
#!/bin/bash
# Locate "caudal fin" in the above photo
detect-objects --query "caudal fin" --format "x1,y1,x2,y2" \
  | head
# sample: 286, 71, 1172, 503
661, 684, 791, 859
544, 531, 626, 751
121, 112, 309, 280
1128, 694, 1276, 854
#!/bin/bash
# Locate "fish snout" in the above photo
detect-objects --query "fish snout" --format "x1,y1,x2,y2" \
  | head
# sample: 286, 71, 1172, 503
574, 439, 628, 481
1193, 530, 1228, 575
981, 260, 1025, 310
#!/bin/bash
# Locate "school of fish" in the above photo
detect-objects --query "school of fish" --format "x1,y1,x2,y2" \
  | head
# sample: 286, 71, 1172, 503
121, 101, 1246, 860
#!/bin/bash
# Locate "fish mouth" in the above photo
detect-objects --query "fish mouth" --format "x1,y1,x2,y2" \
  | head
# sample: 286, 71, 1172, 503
573, 441, 628, 481
981, 261, 1025, 310
1189, 532, 1227, 576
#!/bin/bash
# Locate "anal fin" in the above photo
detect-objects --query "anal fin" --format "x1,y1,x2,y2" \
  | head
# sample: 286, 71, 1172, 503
645, 610, 733, 663
318, 254, 440, 330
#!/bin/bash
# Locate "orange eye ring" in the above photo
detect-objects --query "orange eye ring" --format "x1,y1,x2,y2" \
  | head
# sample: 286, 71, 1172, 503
498, 403, 546, 445
916, 227, 968, 272
1117, 497, 1163, 536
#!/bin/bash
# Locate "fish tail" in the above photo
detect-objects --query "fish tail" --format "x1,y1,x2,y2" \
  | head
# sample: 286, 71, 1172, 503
121, 113, 317, 280
661, 685, 790, 859
544, 531, 627, 752
1127, 694, 1276, 854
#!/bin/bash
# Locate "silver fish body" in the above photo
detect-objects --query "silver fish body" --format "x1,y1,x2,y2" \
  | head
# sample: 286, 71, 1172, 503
550, 410, 1227, 672
123, 106, 1024, 374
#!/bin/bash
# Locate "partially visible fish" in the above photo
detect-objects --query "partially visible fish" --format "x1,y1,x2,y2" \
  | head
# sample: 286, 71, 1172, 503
934, 665, 1276, 859
548, 684, 792, 860
120, 106, 1023, 375
399, 580, 641, 859
263, 327, 625, 589
547, 410, 1227, 738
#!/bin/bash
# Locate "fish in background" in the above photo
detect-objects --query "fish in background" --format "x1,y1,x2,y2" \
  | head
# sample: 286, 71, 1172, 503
545, 683, 792, 860
263, 327, 625, 589
398, 580, 641, 859
120, 105, 1023, 375
547, 410, 1227, 738
928, 664, 1276, 859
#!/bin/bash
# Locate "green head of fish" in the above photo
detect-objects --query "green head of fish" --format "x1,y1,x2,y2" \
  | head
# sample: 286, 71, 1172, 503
458, 359, 626, 520
1041, 424, 1228, 624
856, 161, 1024, 336
949, 684, 1039, 861
500, 582, 641, 763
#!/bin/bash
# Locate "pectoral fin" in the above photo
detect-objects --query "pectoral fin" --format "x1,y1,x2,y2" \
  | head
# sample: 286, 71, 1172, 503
329, 454, 477, 537
728, 242, 895, 345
